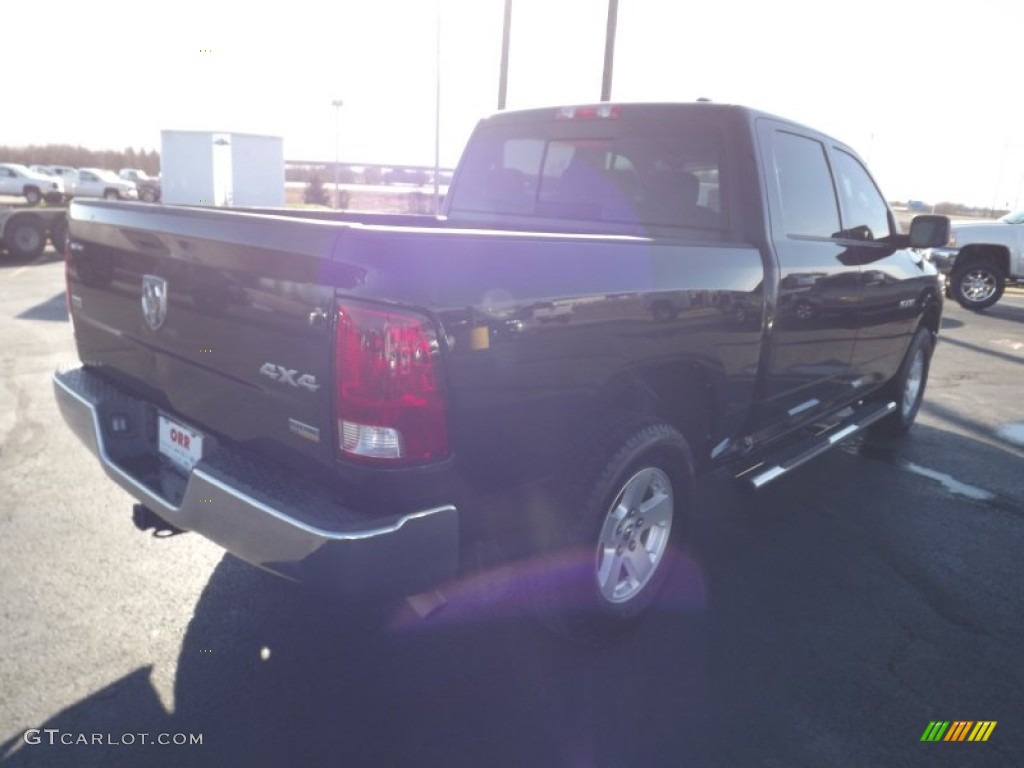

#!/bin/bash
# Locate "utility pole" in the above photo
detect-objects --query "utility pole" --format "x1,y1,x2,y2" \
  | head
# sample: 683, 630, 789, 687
497, 0, 512, 109
600, 0, 618, 101
332, 99, 344, 209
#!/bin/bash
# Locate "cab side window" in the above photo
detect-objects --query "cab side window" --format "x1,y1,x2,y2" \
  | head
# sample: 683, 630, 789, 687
770, 131, 840, 238
832, 149, 891, 240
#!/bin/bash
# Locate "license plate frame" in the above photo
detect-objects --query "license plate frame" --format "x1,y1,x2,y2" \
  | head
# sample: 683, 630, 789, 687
157, 413, 204, 473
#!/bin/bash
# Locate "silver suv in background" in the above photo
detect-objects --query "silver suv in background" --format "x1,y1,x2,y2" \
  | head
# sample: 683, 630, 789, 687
119, 169, 161, 202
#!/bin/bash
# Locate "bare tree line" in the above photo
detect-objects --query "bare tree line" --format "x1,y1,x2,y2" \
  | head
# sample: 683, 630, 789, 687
0, 144, 160, 174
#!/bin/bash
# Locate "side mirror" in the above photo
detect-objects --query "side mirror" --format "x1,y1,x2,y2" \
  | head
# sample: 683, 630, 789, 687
908, 214, 951, 248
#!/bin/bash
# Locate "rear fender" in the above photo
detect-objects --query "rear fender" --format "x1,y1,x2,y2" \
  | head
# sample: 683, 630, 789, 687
956, 244, 1010, 275
597, 363, 717, 463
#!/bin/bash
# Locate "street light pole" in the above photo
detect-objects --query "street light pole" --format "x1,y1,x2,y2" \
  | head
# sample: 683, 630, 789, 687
498, 0, 512, 109
434, 0, 442, 214
332, 99, 344, 209
600, 0, 618, 102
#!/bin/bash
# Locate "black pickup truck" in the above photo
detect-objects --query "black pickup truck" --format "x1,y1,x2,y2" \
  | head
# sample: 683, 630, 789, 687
54, 103, 950, 635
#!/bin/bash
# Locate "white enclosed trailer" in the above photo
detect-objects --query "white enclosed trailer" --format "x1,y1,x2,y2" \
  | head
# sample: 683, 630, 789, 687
160, 130, 284, 207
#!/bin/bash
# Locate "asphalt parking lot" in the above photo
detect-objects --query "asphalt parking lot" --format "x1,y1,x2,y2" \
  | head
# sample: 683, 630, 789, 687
1, 247, 1022, 767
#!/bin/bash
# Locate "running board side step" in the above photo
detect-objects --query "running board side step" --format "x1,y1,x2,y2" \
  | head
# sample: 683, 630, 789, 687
737, 401, 896, 491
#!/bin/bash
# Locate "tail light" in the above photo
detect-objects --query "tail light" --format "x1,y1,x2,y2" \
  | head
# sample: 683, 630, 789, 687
334, 301, 449, 465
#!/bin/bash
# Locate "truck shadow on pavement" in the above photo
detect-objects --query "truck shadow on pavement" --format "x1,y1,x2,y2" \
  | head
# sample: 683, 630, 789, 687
4, 425, 1023, 768
940, 316, 963, 329
980, 301, 1024, 326
1, 552, 710, 768
164, 547, 712, 767
0, 249, 61, 270
0, 668, 175, 767
15, 292, 68, 322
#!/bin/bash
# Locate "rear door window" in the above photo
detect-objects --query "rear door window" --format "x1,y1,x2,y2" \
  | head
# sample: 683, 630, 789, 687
769, 131, 840, 239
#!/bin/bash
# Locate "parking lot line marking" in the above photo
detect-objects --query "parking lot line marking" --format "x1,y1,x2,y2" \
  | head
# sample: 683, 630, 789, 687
4, 251, 51, 280
901, 462, 995, 502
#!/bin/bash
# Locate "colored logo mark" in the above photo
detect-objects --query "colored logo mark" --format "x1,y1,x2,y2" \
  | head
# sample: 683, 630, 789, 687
921, 721, 996, 742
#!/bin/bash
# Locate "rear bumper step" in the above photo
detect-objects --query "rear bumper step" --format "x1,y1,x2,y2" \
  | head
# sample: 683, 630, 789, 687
737, 401, 896, 491
53, 366, 459, 599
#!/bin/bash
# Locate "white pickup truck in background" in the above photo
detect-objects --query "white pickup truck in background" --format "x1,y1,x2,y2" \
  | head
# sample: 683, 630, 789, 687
925, 209, 1024, 309
72, 168, 138, 200
30, 166, 139, 200
0, 163, 64, 205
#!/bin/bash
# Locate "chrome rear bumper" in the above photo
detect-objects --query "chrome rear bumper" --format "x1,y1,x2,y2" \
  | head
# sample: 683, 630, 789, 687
53, 367, 459, 599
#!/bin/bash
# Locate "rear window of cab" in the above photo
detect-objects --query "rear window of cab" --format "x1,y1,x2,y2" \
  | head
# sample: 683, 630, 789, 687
449, 114, 726, 231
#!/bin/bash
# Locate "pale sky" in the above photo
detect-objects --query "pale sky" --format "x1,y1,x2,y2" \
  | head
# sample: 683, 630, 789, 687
7, 0, 1023, 208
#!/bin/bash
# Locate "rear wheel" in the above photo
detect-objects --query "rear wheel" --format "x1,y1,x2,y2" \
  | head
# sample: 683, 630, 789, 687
532, 417, 694, 639
870, 326, 934, 438
950, 261, 1004, 310
23, 187, 42, 206
594, 465, 675, 605
3, 214, 47, 260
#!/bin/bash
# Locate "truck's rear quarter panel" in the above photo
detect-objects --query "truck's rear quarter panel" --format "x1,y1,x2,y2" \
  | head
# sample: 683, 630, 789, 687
334, 225, 766, 480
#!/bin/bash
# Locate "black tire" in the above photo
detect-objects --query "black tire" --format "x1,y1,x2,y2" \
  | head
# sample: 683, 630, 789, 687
532, 416, 694, 640
3, 214, 47, 260
43, 191, 64, 205
103, 189, 120, 200
870, 326, 934, 438
23, 186, 42, 206
950, 261, 1005, 310
48, 215, 68, 254
141, 187, 158, 203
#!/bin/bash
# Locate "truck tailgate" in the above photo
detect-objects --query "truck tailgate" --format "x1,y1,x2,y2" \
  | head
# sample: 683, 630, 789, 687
66, 202, 341, 471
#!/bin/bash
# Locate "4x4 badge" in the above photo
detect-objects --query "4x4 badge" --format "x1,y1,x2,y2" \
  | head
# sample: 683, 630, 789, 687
141, 275, 168, 330
260, 362, 320, 393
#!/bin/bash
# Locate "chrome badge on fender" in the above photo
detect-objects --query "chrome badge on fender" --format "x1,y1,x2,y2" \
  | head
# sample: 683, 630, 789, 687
141, 275, 168, 330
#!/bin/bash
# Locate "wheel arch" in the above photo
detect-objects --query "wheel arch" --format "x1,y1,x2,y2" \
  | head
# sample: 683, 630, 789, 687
919, 286, 942, 336
956, 243, 1010, 275
596, 361, 718, 466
